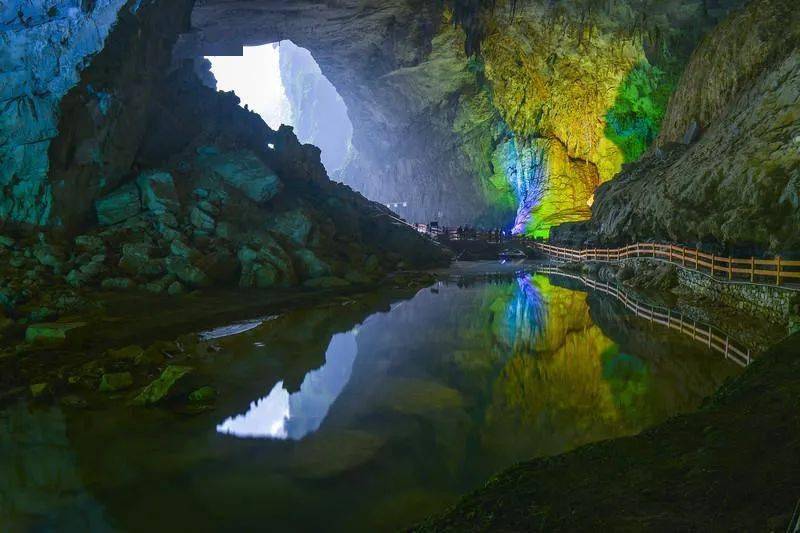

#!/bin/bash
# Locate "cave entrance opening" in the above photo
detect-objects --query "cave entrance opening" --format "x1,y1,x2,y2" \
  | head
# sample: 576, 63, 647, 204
206, 41, 353, 175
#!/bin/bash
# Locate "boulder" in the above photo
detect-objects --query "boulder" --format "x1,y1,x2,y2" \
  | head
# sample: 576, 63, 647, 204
189, 206, 215, 232
132, 365, 195, 405
95, 182, 141, 226
215, 221, 235, 239
167, 281, 185, 295
33, 242, 64, 272
268, 209, 313, 246
199, 150, 282, 203
188, 386, 217, 403
99, 372, 134, 392
166, 257, 211, 288
136, 171, 179, 214
240, 262, 278, 289
144, 274, 177, 294
74, 235, 104, 253
169, 239, 197, 259
292, 249, 331, 280
25, 322, 86, 344
118, 242, 163, 278
29, 383, 51, 399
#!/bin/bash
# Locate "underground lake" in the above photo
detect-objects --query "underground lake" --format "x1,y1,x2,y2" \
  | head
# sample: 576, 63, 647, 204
0, 266, 741, 531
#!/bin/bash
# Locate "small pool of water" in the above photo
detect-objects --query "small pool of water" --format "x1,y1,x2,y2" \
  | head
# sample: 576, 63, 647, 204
0, 271, 741, 531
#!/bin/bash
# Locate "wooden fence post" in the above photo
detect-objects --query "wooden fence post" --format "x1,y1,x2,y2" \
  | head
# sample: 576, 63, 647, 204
776, 256, 782, 285
711, 254, 715, 277
728, 256, 732, 280
750, 257, 755, 282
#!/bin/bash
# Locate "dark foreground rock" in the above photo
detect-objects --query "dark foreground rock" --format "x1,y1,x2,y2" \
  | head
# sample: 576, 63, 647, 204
415, 333, 800, 532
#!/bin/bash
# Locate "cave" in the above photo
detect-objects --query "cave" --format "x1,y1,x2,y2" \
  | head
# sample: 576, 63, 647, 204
2, 0, 799, 530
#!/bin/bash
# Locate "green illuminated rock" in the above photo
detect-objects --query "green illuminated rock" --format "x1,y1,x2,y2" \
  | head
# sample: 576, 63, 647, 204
25, 322, 86, 344
29, 383, 51, 399
188, 386, 217, 403
132, 365, 195, 406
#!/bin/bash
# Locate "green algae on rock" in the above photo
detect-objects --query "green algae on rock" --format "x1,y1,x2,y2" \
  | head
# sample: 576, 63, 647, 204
132, 365, 195, 406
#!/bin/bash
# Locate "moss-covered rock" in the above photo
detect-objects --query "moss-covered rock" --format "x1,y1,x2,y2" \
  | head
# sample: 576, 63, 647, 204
132, 365, 194, 406
99, 372, 133, 392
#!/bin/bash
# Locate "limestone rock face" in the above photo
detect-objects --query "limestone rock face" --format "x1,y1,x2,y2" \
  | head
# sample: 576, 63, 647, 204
184, 0, 747, 233
556, 0, 800, 253
0, 0, 128, 225
279, 41, 353, 173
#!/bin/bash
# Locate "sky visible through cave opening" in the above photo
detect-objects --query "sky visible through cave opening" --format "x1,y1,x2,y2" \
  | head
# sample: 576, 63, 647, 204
206, 42, 353, 175
207, 44, 292, 130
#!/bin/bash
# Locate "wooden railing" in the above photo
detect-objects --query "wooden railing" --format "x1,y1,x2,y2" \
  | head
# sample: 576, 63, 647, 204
411, 222, 798, 288
535, 242, 800, 287
537, 266, 753, 367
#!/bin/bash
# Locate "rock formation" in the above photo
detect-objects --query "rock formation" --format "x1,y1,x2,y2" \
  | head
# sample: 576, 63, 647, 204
278, 41, 353, 174
0, 0, 450, 327
552, 0, 800, 254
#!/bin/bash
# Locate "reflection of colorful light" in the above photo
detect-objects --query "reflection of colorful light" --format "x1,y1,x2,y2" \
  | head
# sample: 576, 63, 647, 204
497, 273, 548, 346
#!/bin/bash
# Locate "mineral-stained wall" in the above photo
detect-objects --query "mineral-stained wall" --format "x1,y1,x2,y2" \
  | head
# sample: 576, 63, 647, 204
553, 0, 800, 254
181, 0, 746, 233
3, 0, 795, 254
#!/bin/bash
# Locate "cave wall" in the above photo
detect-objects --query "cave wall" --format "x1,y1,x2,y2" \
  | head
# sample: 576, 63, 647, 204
183, 0, 748, 233
183, 0, 510, 227
278, 40, 353, 174
0, 0, 129, 226
556, 0, 800, 254
4, 0, 793, 254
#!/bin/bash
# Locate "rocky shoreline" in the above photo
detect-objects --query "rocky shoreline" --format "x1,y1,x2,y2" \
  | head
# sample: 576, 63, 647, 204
0, 266, 440, 412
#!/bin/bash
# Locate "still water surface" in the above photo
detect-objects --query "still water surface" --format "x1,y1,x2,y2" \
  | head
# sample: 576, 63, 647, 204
0, 271, 740, 531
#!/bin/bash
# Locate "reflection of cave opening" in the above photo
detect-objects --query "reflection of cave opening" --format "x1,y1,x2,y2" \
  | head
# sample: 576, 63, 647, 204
206, 41, 353, 174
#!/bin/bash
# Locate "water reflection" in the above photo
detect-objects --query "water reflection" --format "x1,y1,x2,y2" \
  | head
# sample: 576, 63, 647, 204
0, 271, 743, 532
217, 330, 359, 439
